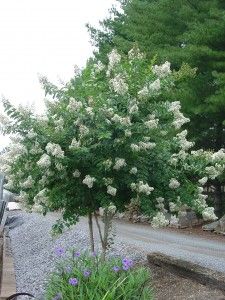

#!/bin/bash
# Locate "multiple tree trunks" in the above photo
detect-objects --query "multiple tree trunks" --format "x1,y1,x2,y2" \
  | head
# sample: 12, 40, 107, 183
147, 252, 225, 293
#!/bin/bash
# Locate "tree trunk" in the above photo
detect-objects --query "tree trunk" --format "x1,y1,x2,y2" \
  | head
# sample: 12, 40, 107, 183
101, 209, 110, 261
214, 180, 224, 218
88, 212, 95, 253
214, 123, 224, 216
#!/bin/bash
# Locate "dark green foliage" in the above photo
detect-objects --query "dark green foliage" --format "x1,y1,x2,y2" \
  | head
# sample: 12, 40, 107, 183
88, 0, 225, 151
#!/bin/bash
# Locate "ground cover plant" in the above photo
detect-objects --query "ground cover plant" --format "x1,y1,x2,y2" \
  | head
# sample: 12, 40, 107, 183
46, 250, 152, 300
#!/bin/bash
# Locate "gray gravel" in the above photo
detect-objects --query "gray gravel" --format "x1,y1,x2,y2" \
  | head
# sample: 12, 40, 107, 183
8, 211, 225, 299
8, 212, 144, 299
117, 220, 225, 272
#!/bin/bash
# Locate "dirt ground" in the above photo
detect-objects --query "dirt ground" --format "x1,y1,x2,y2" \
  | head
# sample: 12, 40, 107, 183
149, 263, 225, 300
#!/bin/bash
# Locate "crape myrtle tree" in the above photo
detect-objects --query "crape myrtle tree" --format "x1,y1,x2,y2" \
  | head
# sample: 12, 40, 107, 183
0, 48, 225, 256
87, 0, 225, 215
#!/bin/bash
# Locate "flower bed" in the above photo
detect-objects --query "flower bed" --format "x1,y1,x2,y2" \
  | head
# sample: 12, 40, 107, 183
46, 250, 152, 300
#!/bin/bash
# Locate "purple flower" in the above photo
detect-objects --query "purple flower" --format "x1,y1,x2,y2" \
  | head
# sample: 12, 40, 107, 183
55, 247, 65, 256
113, 266, 120, 272
83, 270, 91, 277
73, 251, 81, 258
69, 277, 78, 286
122, 258, 133, 268
122, 264, 130, 271
52, 293, 62, 300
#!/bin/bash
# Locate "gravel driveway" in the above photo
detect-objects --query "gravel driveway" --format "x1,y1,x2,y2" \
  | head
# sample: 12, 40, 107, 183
7, 211, 225, 299
115, 220, 225, 273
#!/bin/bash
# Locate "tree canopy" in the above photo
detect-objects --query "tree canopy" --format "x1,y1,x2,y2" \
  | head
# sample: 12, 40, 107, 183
88, 0, 225, 151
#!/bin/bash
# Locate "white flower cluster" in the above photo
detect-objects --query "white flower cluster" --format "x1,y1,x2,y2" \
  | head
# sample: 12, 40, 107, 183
155, 197, 167, 213
37, 153, 51, 168
54, 117, 64, 132
128, 47, 145, 60
30, 142, 43, 155
4, 179, 14, 190
144, 115, 159, 129
131, 141, 156, 152
79, 124, 89, 136
128, 103, 139, 114
175, 130, 194, 151
108, 203, 117, 214
32, 204, 44, 213
55, 162, 64, 171
85, 107, 94, 117
139, 141, 156, 150
125, 129, 132, 137
20, 175, 34, 189
113, 158, 127, 171
152, 61, 171, 78
205, 165, 224, 179
67, 97, 83, 111
73, 169, 81, 178
93, 61, 105, 73
102, 159, 113, 170
110, 74, 129, 96
46, 143, 64, 158
27, 129, 37, 139
151, 212, 169, 228
107, 185, 117, 196
212, 149, 225, 161
69, 138, 81, 150
195, 187, 208, 210
33, 188, 48, 205
111, 114, 131, 126
138, 79, 161, 99
39, 175, 48, 186
149, 79, 161, 93
198, 177, 208, 185
202, 207, 218, 221
103, 177, 113, 185
0, 113, 10, 126
169, 178, 180, 189
108, 49, 121, 70
168, 156, 178, 166
82, 175, 96, 188
8, 143, 28, 159
190, 149, 204, 156
137, 86, 149, 99
130, 167, 137, 174
169, 101, 190, 129
16, 191, 29, 203
131, 181, 154, 195
100, 203, 117, 216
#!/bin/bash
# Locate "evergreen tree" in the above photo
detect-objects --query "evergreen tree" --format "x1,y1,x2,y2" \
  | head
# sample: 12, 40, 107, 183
88, 0, 225, 151
88, 0, 225, 214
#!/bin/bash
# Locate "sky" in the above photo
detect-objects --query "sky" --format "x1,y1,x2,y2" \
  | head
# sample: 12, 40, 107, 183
0, 0, 117, 149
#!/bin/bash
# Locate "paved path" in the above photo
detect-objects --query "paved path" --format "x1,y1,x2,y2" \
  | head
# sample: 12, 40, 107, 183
114, 220, 225, 273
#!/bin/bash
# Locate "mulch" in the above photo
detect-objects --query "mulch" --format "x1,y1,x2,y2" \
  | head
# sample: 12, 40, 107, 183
149, 263, 225, 300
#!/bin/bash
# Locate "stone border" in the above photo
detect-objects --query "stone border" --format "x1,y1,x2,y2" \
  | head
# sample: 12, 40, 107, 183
0, 228, 16, 299
147, 252, 225, 293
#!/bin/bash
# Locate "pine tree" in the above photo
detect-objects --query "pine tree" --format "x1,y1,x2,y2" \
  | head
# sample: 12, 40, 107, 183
88, 0, 225, 151
88, 0, 225, 215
